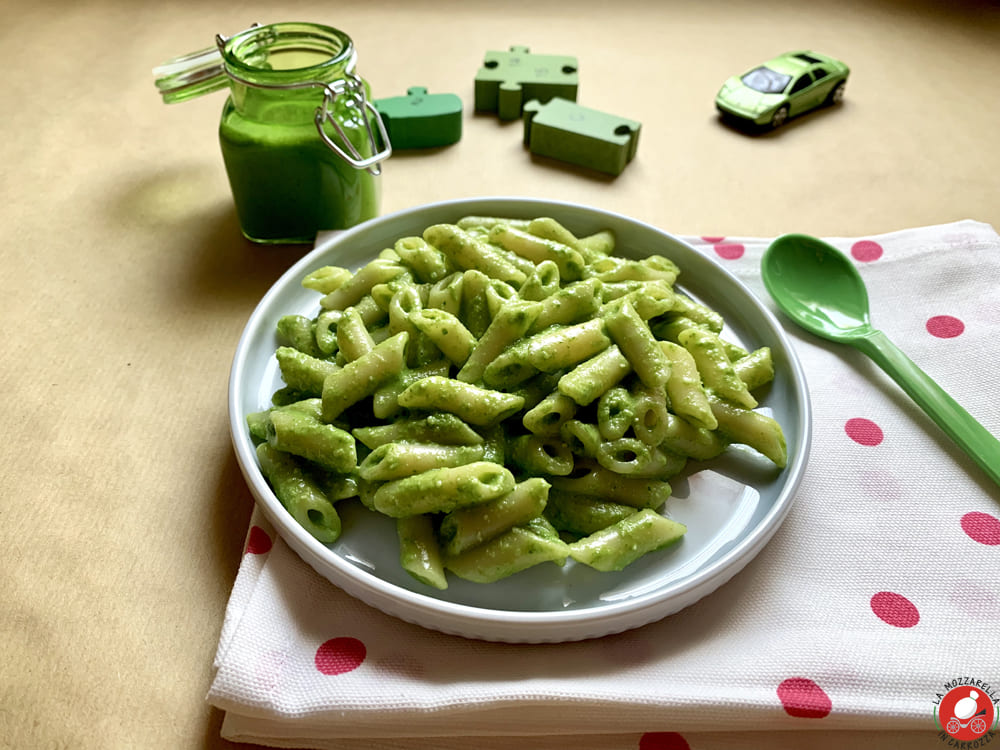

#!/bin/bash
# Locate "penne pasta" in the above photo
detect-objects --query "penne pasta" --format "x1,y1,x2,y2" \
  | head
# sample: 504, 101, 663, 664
249, 214, 788, 587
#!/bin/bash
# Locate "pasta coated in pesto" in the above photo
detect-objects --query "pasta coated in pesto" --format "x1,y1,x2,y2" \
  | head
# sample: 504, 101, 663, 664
249, 213, 789, 589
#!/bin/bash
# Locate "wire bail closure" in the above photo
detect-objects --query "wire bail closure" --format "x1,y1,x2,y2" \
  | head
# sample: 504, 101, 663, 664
314, 75, 392, 176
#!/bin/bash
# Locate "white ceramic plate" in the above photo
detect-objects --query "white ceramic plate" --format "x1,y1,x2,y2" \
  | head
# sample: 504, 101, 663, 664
228, 197, 811, 643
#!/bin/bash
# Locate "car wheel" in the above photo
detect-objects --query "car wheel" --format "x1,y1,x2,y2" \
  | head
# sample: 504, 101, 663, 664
770, 106, 789, 129
829, 82, 846, 105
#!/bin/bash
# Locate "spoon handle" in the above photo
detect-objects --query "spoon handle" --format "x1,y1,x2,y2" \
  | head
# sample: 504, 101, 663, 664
854, 330, 1000, 489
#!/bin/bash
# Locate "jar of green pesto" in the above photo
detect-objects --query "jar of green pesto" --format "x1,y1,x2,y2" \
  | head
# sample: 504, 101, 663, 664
155, 22, 391, 243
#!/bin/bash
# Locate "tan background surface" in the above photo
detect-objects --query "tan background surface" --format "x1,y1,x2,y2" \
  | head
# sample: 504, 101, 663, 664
2, 1, 998, 748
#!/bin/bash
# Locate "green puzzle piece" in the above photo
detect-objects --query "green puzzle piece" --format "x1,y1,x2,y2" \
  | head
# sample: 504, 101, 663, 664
475, 46, 579, 120
373, 87, 463, 150
523, 97, 641, 176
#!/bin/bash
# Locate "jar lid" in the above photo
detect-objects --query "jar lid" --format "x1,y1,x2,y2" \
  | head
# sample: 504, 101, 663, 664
153, 44, 228, 104
153, 23, 392, 174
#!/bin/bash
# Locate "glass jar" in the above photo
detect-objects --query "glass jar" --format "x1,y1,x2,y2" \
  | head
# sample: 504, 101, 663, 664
155, 22, 391, 244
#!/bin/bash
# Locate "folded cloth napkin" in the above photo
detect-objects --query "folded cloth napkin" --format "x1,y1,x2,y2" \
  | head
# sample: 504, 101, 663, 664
209, 220, 1000, 750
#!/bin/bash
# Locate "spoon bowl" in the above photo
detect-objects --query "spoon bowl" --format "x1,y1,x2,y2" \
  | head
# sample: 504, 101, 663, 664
762, 234, 873, 342
762, 233, 1000, 489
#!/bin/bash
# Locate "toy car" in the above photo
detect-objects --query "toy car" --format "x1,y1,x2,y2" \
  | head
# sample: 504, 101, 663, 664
715, 50, 849, 130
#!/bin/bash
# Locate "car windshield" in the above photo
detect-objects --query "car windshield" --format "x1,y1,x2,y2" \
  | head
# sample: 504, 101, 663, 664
741, 66, 791, 94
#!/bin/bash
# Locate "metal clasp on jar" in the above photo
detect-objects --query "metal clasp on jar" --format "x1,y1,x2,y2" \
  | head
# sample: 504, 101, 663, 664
314, 73, 392, 176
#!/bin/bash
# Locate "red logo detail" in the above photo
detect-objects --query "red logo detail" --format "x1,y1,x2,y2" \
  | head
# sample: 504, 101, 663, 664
937, 685, 996, 741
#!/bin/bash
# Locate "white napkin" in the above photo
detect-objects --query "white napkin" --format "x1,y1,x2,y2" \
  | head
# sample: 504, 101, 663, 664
209, 220, 1000, 750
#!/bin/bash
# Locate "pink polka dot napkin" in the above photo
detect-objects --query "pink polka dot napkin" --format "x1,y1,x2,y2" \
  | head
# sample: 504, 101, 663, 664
209, 220, 1000, 750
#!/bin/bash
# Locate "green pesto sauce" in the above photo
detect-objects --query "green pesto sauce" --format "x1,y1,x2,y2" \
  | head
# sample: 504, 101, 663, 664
219, 98, 380, 243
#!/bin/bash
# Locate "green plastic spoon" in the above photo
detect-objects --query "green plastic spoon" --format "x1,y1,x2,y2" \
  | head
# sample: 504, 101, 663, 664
762, 232, 1000, 489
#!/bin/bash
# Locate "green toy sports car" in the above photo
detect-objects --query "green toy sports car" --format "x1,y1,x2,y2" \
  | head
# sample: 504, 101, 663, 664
715, 50, 849, 129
